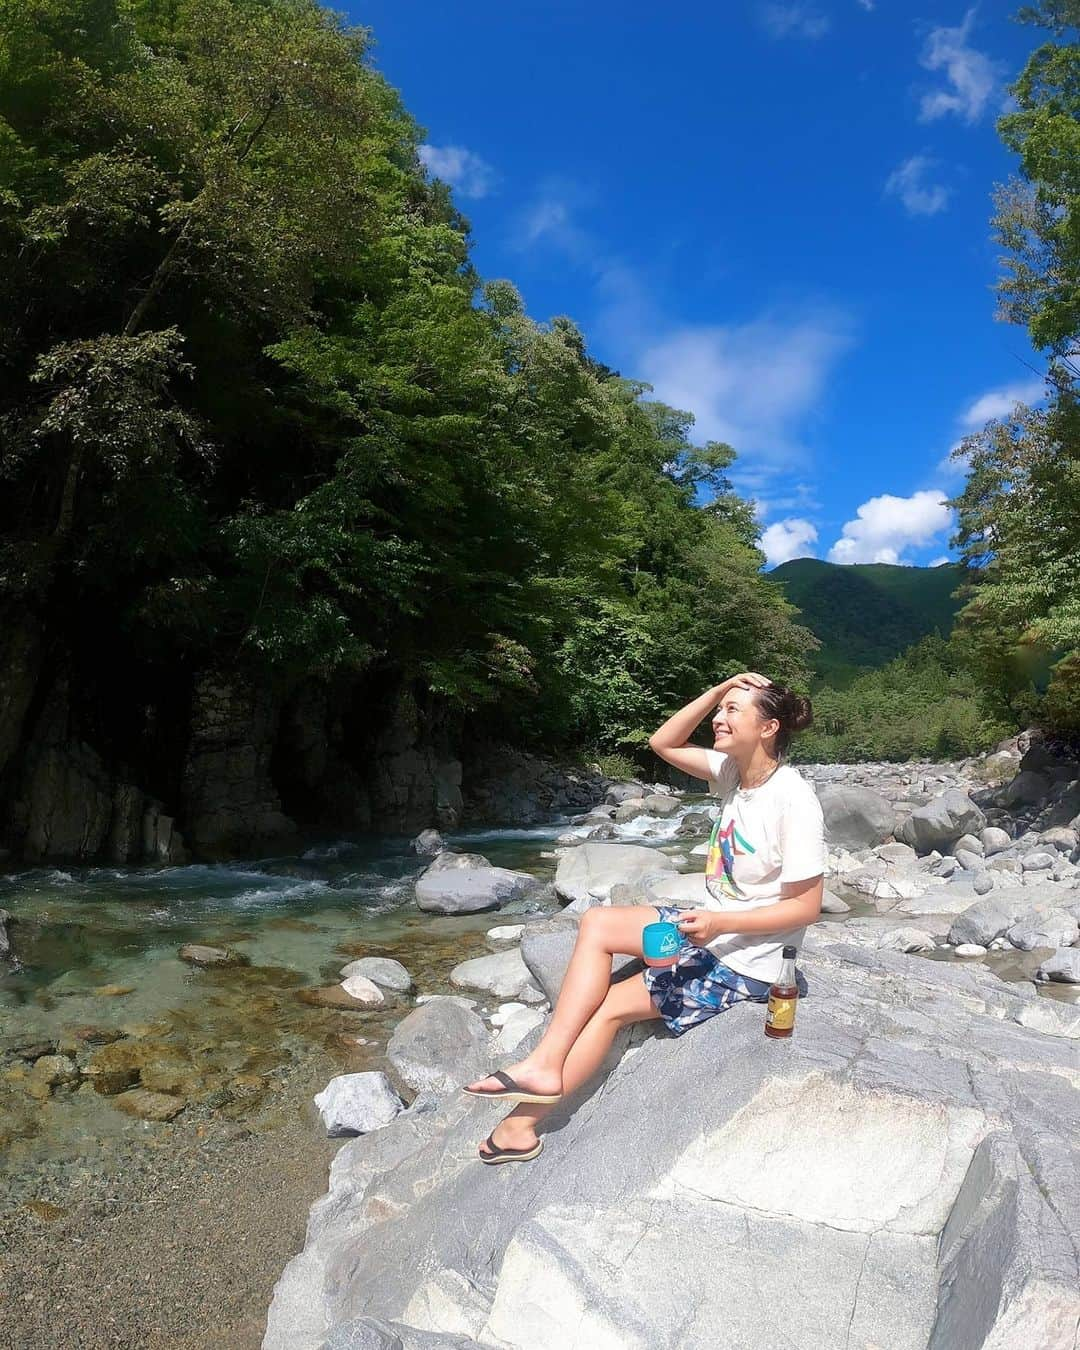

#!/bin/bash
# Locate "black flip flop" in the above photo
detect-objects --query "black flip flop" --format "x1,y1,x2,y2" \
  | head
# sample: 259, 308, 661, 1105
478, 1132, 544, 1165
462, 1069, 561, 1105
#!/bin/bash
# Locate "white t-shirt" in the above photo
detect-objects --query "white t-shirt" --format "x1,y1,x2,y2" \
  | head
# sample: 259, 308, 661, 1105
699, 748, 826, 983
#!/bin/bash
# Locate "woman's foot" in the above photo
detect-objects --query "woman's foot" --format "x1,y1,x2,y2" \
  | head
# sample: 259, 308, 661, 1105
464, 1056, 562, 1099
478, 1115, 540, 1161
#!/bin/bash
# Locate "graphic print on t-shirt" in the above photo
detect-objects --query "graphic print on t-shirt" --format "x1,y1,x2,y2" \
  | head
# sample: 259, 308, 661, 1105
705, 815, 755, 901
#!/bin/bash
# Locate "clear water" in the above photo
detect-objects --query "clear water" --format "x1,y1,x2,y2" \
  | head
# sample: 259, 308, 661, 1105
1, 801, 1073, 1186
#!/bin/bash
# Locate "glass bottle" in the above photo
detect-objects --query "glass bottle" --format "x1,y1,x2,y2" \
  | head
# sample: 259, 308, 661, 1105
764, 945, 798, 1039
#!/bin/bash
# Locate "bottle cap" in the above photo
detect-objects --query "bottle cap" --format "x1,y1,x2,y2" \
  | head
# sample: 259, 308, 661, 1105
782, 945, 797, 958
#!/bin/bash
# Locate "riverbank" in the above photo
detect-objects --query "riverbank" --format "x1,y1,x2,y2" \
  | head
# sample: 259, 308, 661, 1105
0, 1056, 339, 1350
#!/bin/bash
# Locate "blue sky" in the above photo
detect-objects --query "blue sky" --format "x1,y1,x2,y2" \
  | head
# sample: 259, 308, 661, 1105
348, 2, 1045, 569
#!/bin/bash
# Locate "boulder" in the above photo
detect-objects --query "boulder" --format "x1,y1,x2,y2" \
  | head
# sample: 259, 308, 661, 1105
519, 915, 639, 1003
449, 950, 545, 1003
411, 830, 445, 856
972, 873, 995, 896
898, 790, 986, 854
876, 928, 937, 954
640, 793, 682, 818
605, 782, 648, 805
553, 842, 677, 908
340, 976, 386, 1009
495, 1008, 546, 1054
953, 834, 984, 857
264, 943, 1080, 1350
1001, 771, 1051, 807
415, 866, 540, 916
1021, 850, 1058, 872
948, 889, 1046, 948
1035, 948, 1080, 983
1005, 909, 1080, 952
954, 849, 984, 872
613, 798, 648, 823
340, 959, 413, 993
386, 999, 491, 1097
817, 786, 896, 849
980, 827, 1012, 856
873, 842, 917, 865
423, 851, 492, 873
314, 1073, 405, 1138
113, 1088, 185, 1122
820, 889, 851, 915
1039, 826, 1078, 853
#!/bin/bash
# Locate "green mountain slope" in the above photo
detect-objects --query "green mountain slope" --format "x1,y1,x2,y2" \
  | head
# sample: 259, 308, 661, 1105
768, 559, 965, 686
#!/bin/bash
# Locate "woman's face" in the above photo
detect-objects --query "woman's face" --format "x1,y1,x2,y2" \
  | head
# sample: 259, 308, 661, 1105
711, 687, 777, 755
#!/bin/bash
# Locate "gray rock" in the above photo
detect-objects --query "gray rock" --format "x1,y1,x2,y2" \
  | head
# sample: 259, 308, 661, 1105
1022, 850, 1058, 871
953, 833, 984, 857
954, 943, 987, 957
1035, 948, 1080, 983
422, 851, 492, 872
449, 949, 544, 1002
873, 842, 917, 864
414, 866, 540, 915
495, 1007, 547, 1054
314, 1073, 406, 1138
817, 786, 896, 849
412, 829, 445, 856
518, 914, 639, 1003
613, 798, 648, 823
898, 790, 986, 854
954, 848, 984, 872
876, 927, 937, 954
339, 958, 413, 993
1005, 909, 1080, 952
641, 793, 682, 818
988, 855, 1023, 876
948, 890, 1038, 947
553, 841, 677, 908
1001, 770, 1051, 807
980, 826, 1012, 856
338, 975, 386, 1009
1039, 826, 1078, 852
265, 943, 1080, 1350
319, 1317, 403, 1350
386, 999, 491, 1097
821, 889, 851, 915
972, 873, 995, 896
605, 781, 647, 805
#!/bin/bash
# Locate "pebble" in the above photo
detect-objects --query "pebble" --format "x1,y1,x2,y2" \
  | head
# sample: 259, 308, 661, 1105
955, 944, 988, 958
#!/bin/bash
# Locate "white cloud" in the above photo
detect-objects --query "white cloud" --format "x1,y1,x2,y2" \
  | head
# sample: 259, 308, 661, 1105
754, 482, 821, 521
918, 10, 1003, 125
760, 4, 830, 39
638, 313, 853, 473
857, 0, 875, 10
418, 144, 496, 199
828, 489, 952, 564
959, 378, 1045, 429
762, 517, 819, 566
885, 156, 951, 216
936, 377, 1047, 476
928, 555, 951, 567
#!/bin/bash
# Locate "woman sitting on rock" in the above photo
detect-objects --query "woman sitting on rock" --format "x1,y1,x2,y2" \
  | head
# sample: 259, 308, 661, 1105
463, 671, 827, 1163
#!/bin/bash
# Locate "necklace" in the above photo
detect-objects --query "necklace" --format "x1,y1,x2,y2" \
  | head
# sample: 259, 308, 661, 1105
737, 758, 782, 792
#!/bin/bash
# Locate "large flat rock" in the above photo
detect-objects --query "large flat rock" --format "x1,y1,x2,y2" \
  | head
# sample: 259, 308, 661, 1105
264, 940, 1080, 1350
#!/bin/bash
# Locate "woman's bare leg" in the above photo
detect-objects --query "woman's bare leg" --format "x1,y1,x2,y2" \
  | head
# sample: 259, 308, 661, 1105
465, 904, 658, 1098
480, 970, 660, 1156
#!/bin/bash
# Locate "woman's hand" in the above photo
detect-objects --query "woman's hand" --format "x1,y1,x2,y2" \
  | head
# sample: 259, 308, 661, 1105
676, 910, 729, 946
718, 671, 773, 698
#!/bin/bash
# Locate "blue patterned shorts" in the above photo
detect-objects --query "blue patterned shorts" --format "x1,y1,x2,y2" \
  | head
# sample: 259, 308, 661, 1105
641, 905, 772, 1036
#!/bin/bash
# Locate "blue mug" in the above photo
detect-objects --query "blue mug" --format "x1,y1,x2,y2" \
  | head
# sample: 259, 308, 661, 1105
642, 920, 685, 968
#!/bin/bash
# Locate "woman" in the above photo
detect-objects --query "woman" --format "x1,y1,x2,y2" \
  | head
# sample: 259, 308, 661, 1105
463, 670, 827, 1164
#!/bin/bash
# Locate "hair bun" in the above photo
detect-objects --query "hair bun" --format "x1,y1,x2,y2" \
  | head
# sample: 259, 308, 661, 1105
791, 694, 813, 732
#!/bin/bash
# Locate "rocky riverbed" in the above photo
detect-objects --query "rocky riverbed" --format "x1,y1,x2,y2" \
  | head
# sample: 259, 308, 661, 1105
2, 732, 1079, 1347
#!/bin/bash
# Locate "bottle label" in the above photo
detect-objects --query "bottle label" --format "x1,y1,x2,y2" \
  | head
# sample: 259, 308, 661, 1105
766, 996, 796, 1031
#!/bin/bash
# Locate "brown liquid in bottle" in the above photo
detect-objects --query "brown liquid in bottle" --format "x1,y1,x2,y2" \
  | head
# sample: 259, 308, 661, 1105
764, 945, 798, 1039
